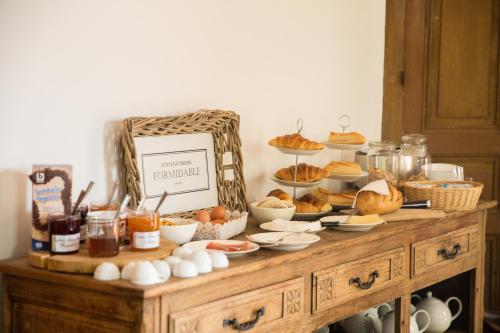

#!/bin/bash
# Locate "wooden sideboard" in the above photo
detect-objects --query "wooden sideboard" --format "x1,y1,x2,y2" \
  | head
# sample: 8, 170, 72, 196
1, 201, 497, 333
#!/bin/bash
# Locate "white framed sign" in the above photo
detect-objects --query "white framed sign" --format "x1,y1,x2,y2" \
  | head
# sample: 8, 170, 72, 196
134, 133, 218, 214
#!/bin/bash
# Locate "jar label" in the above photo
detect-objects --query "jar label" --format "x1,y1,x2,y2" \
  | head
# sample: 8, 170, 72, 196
80, 225, 87, 241
52, 233, 80, 252
133, 231, 160, 249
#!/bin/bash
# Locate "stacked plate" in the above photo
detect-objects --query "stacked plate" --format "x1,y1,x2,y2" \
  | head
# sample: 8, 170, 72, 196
319, 215, 384, 232
247, 232, 320, 251
259, 219, 325, 233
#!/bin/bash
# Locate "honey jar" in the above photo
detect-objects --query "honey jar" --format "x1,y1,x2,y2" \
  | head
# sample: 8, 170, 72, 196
48, 214, 81, 255
128, 209, 160, 251
87, 211, 119, 258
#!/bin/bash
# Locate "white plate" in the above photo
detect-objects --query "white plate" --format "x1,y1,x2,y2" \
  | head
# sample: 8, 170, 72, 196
326, 171, 369, 182
247, 232, 320, 251
293, 211, 331, 219
272, 146, 324, 156
322, 141, 365, 150
182, 240, 259, 257
328, 220, 384, 232
271, 176, 323, 188
259, 220, 325, 233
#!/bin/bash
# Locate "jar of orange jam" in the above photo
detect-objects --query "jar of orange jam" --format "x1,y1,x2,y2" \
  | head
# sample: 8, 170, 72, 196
128, 209, 160, 251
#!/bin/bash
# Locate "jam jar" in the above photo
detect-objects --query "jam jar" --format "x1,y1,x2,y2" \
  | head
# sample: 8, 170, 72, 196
128, 209, 160, 251
48, 214, 81, 255
74, 204, 89, 244
87, 211, 120, 258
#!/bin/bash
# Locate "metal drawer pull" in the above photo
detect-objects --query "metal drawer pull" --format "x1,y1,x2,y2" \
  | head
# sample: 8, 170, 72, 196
437, 243, 461, 259
349, 271, 379, 290
223, 307, 265, 331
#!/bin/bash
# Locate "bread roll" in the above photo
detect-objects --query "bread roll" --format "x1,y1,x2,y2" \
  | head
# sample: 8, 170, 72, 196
275, 163, 327, 182
324, 161, 362, 176
267, 189, 293, 204
328, 131, 366, 144
312, 187, 356, 205
294, 194, 332, 213
269, 133, 324, 150
355, 185, 403, 215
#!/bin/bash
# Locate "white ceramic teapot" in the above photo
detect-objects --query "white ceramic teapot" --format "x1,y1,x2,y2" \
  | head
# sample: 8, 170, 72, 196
415, 291, 462, 333
340, 303, 392, 333
367, 309, 430, 333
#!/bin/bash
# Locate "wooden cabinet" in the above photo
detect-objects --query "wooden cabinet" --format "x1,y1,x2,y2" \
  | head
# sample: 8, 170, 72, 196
0, 202, 496, 333
312, 248, 406, 313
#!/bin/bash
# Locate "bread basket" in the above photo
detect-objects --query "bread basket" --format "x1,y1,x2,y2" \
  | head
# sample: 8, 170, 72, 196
403, 181, 483, 211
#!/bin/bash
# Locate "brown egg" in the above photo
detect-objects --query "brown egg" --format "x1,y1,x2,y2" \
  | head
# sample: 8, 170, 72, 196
211, 219, 225, 225
210, 206, 226, 220
195, 210, 211, 223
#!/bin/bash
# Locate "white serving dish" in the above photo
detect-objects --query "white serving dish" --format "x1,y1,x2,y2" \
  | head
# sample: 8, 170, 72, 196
271, 176, 323, 188
259, 219, 324, 233
328, 220, 384, 232
183, 240, 259, 257
272, 146, 324, 156
322, 141, 365, 150
249, 202, 296, 223
248, 232, 320, 251
160, 218, 198, 244
192, 211, 248, 241
326, 170, 369, 182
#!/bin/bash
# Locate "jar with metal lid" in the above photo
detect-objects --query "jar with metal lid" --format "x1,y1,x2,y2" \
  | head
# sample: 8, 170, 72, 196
87, 211, 120, 258
399, 133, 431, 181
48, 214, 81, 255
367, 141, 400, 186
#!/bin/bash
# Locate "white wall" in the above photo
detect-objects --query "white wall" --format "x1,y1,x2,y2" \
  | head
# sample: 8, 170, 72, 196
0, 0, 386, 261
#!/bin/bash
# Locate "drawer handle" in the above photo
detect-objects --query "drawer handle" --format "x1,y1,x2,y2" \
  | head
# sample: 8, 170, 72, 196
223, 307, 265, 331
437, 243, 461, 259
349, 271, 379, 290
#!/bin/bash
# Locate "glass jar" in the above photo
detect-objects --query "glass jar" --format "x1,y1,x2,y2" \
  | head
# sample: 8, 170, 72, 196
48, 214, 81, 255
399, 134, 432, 181
367, 141, 400, 186
90, 201, 117, 212
74, 204, 88, 244
128, 209, 160, 251
87, 211, 120, 257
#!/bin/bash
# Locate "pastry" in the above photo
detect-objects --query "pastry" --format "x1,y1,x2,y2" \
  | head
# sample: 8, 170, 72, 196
294, 194, 332, 213
268, 133, 324, 150
355, 185, 403, 215
275, 163, 328, 182
267, 189, 293, 204
257, 197, 294, 209
368, 167, 398, 186
312, 187, 356, 205
328, 131, 366, 144
324, 161, 362, 176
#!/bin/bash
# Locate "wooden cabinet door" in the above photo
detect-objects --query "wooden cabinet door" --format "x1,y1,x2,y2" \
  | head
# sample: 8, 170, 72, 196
383, 0, 500, 311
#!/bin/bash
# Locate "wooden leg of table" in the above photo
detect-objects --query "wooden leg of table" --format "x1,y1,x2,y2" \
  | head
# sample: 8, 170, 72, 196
2, 276, 11, 333
470, 210, 487, 333
395, 294, 411, 333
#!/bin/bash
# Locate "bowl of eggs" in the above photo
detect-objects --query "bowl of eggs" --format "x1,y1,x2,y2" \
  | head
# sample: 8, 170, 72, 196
160, 218, 199, 245
192, 206, 249, 240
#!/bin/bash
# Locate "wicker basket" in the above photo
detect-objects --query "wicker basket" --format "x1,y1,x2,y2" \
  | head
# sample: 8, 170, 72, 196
403, 181, 483, 211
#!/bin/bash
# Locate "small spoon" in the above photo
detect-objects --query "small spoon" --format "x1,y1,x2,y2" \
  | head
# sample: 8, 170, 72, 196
154, 191, 168, 213
114, 194, 131, 219
72, 181, 95, 214
137, 197, 146, 211
107, 180, 120, 206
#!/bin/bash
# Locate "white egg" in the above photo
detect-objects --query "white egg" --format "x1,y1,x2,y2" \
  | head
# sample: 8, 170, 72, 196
164, 256, 182, 270
189, 250, 212, 273
94, 262, 120, 281
173, 247, 193, 259
131, 261, 160, 285
121, 261, 137, 280
210, 251, 229, 269
173, 260, 199, 278
152, 260, 171, 281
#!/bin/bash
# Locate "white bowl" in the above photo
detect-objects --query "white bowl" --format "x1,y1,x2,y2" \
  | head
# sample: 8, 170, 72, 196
164, 256, 182, 270
250, 201, 296, 223
173, 260, 199, 278
131, 261, 160, 285
172, 247, 193, 259
210, 251, 229, 269
160, 218, 198, 244
121, 261, 137, 280
189, 250, 212, 273
152, 260, 171, 281
94, 262, 120, 281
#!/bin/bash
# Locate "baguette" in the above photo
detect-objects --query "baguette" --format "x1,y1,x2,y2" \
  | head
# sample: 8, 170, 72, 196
355, 185, 403, 215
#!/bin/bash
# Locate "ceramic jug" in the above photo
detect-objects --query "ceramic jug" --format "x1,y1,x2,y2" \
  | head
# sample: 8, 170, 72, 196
367, 309, 430, 333
415, 291, 462, 333
340, 303, 392, 333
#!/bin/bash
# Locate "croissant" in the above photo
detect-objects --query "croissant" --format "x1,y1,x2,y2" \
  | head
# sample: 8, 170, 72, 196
328, 131, 366, 144
267, 189, 293, 204
312, 187, 356, 205
269, 133, 324, 150
355, 185, 403, 215
275, 163, 328, 182
294, 194, 332, 213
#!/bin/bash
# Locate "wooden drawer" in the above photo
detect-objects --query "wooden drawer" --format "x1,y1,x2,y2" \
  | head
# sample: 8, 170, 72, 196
412, 225, 480, 277
169, 277, 304, 333
312, 247, 406, 313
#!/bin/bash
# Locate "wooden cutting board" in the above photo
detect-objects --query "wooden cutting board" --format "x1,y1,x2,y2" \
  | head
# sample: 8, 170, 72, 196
29, 239, 177, 274
340, 208, 446, 222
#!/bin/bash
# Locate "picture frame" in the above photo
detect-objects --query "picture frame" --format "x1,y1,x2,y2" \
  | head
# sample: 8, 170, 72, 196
121, 110, 248, 216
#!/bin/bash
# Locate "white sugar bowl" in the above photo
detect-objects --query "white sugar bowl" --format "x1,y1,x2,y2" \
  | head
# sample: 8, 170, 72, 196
415, 291, 462, 333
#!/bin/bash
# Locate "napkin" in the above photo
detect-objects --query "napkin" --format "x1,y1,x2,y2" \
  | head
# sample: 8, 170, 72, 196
268, 219, 322, 232
351, 179, 390, 208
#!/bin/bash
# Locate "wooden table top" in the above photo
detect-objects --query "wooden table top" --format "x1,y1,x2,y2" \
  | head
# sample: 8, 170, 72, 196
0, 200, 496, 298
